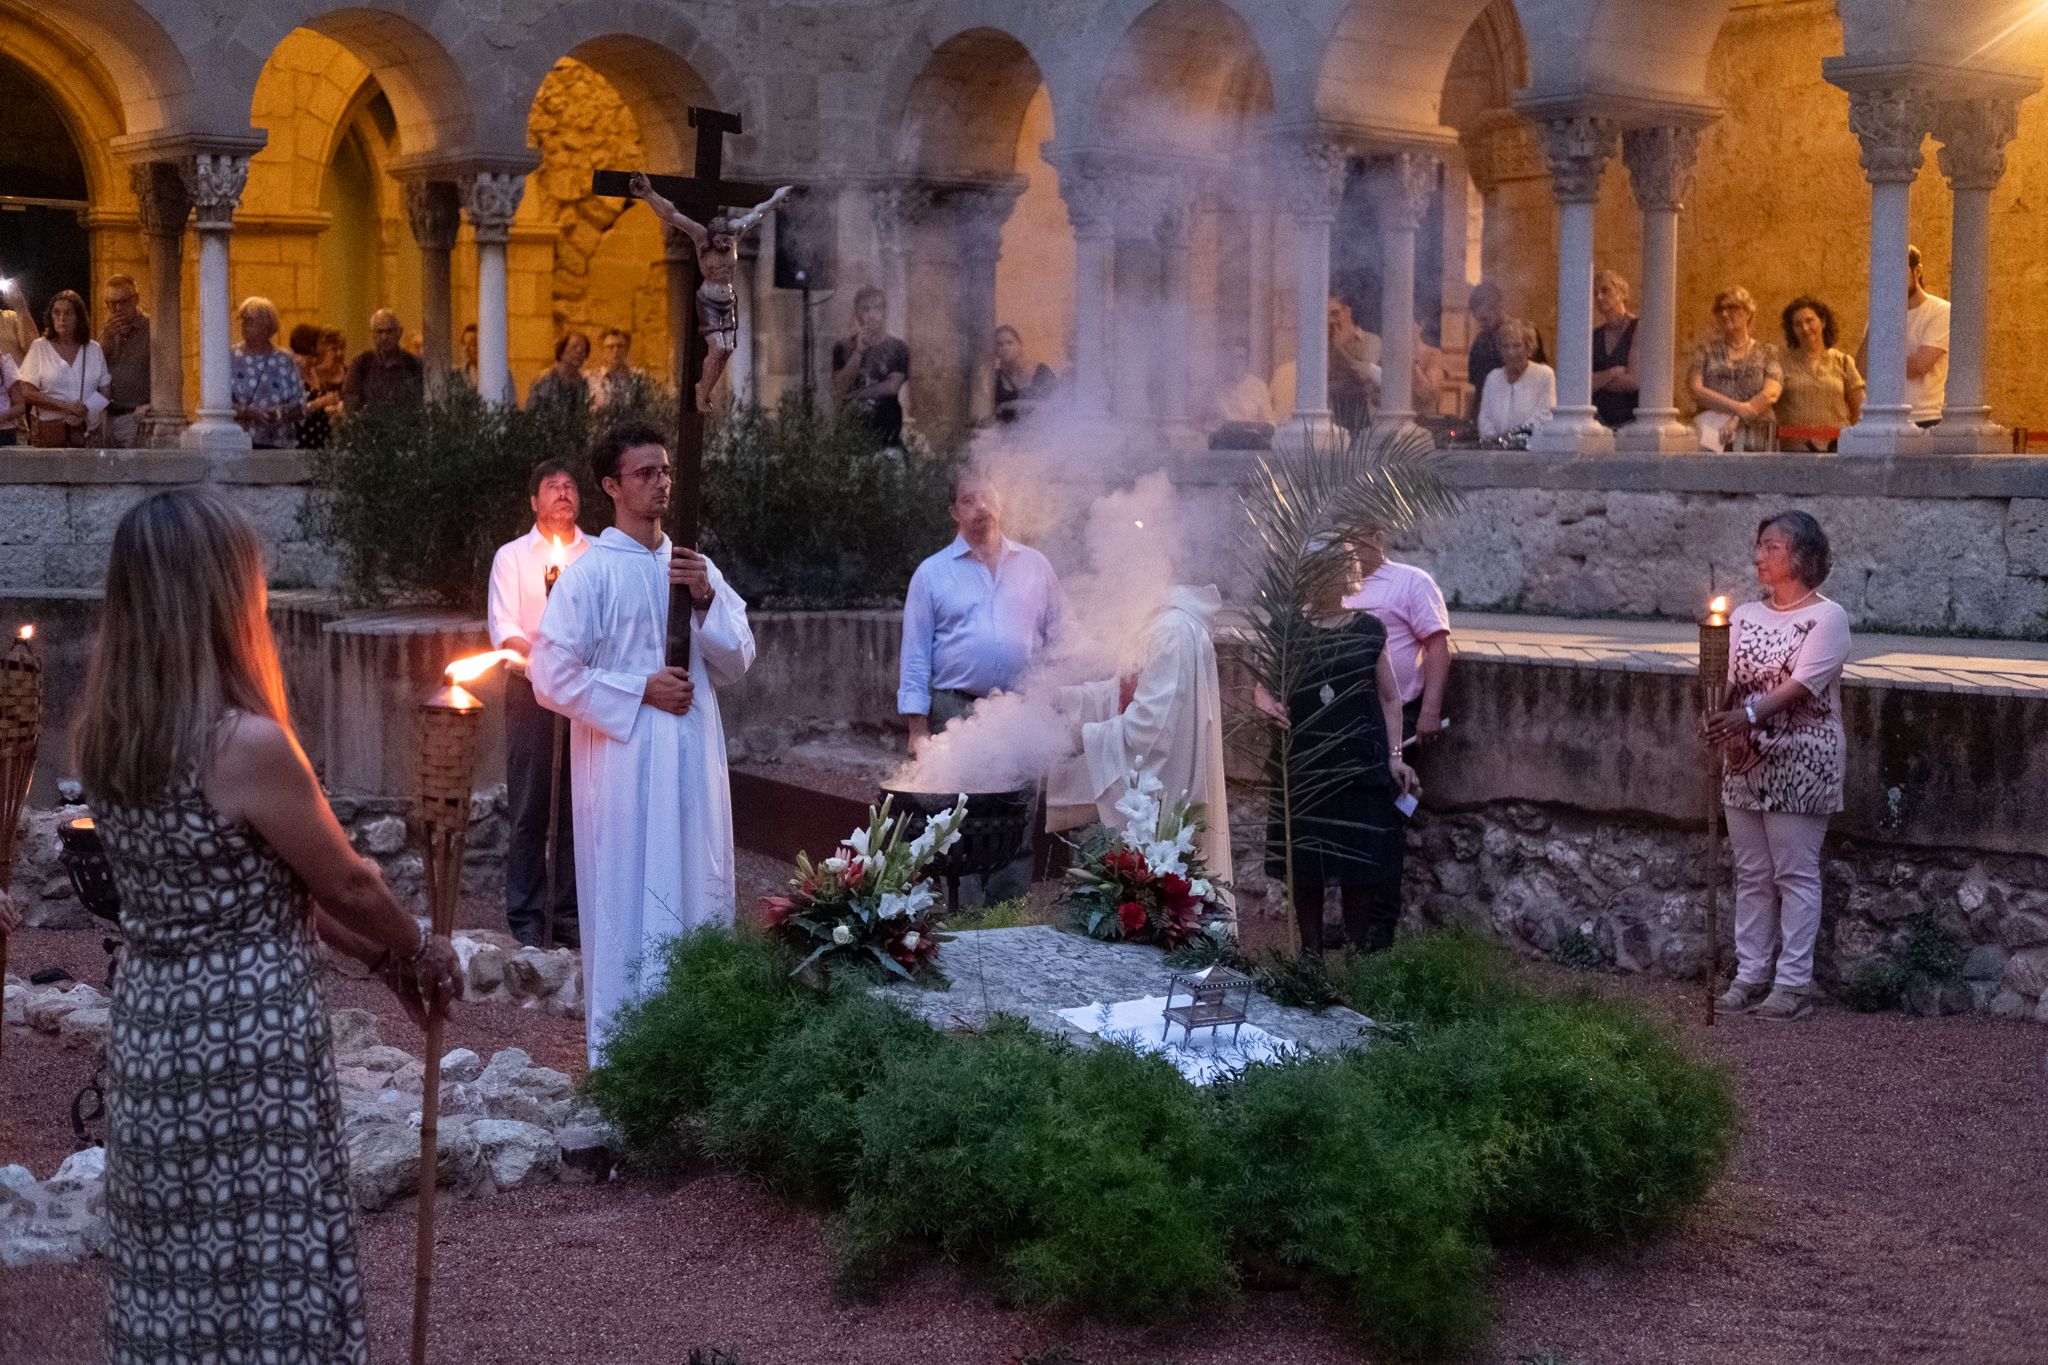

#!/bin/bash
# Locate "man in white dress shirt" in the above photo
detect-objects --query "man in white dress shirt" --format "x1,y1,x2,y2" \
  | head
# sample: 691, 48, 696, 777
486, 460, 590, 948
532, 421, 756, 1065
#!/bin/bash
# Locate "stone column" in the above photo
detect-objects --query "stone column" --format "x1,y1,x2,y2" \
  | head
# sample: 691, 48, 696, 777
951, 184, 1019, 428
402, 178, 460, 391
1153, 187, 1198, 426
1372, 151, 1438, 427
1280, 139, 1349, 445
1839, 89, 1931, 456
1059, 166, 1118, 417
177, 153, 250, 450
1618, 125, 1703, 453
1528, 115, 1616, 455
1931, 96, 2020, 452
662, 221, 694, 393
463, 171, 524, 406
129, 161, 190, 447
870, 184, 930, 339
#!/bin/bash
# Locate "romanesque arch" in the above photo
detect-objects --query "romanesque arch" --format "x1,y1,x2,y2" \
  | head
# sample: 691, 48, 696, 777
1079, 0, 1278, 155
1306, 0, 1498, 135
24, 0, 203, 143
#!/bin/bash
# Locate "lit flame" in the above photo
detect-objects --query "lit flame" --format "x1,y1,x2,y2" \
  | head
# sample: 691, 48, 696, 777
442, 649, 521, 685
1708, 596, 1730, 615
547, 535, 567, 569
16, 625, 31, 641
1133, 519, 1145, 529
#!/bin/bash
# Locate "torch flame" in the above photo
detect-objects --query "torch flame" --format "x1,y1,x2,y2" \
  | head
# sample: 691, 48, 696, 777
16, 625, 31, 641
547, 535, 567, 569
443, 649, 521, 685
1709, 595, 1730, 615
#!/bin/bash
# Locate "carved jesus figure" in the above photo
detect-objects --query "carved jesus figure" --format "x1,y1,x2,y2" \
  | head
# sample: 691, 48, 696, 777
630, 172, 792, 411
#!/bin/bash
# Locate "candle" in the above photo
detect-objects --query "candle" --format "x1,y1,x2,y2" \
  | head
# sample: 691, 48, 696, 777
544, 535, 565, 596
1698, 594, 1731, 690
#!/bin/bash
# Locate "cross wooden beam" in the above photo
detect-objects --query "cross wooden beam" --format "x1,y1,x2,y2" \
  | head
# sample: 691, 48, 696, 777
594, 107, 778, 667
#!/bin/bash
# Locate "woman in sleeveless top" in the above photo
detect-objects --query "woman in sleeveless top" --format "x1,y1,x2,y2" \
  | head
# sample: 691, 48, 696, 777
1263, 537, 1422, 955
1591, 269, 1640, 429
73, 488, 461, 1364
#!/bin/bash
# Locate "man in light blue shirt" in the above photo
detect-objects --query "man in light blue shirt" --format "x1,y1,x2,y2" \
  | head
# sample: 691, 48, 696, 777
899, 470, 1066, 752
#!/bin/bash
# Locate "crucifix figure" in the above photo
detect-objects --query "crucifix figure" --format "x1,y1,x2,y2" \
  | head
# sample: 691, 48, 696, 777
594, 108, 792, 666
631, 172, 789, 413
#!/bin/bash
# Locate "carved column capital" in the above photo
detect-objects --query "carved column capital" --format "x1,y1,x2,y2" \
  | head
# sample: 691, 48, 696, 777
661, 221, 695, 263
129, 161, 191, 238
1370, 151, 1439, 232
179, 153, 248, 231
1846, 89, 1930, 184
1621, 125, 1704, 213
462, 171, 526, 244
1536, 115, 1617, 204
1055, 162, 1120, 241
1277, 139, 1351, 221
401, 178, 461, 253
1932, 95, 2021, 192
946, 184, 1023, 268
870, 182, 937, 256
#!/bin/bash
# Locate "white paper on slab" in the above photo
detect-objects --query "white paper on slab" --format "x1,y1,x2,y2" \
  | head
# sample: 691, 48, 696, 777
1055, 995, 1298, 1085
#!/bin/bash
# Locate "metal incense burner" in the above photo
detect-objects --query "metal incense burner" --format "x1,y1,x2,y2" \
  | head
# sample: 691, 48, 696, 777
1161, 964, 1254, 1046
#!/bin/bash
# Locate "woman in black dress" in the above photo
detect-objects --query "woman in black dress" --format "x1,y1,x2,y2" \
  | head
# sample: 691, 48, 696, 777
992, 324, 1056, 422
1264, 539, 1422, 955
1592, 269, 1639, 429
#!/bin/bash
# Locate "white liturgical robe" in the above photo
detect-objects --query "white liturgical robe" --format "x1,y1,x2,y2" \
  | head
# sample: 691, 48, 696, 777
1048, 585, 1233, 900
531, 527, 756, 1064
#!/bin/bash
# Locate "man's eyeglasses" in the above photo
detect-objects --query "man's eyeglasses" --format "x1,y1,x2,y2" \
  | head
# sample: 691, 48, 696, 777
623, 466, 673, 485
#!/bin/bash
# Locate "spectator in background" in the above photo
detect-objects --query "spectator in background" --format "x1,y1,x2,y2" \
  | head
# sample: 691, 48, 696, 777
1856, 245, 1948, 429
230, 297, 305, 449
992, 324, 1056, 424
1476, 319, 1554, 441
461, 323, 481, 390
0, 350, 19, 446
0, 277, 32, 365
1689, 286, 1782, 452
17, 289, 109, 447
344, 309, 425, 415
588, 328, 650, 411
1466, 282, 1547, 420
1327, 296, 1381, 436
293, 325, 346, 449
1410, 322, 1447, 417
832, 286, 910, 447
1207, 335, 1275, 450
527, 332, 592, 413
1702, 511, 1851, 1022
100, 275, 150, 448
1776, 296, 1864, 452
1591, 269, 1639, 430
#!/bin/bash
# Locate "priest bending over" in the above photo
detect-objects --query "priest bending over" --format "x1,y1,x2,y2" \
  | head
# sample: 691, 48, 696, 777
1047, 584, 1234, 911
532, 421, 756, 1065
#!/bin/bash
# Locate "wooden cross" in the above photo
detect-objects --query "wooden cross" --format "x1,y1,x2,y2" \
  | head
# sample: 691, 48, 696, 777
594, 108, 778, 666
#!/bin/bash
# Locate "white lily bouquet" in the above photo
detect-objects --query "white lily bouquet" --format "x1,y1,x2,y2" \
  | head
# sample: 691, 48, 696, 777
1062, 772, 1227, 949
760, 793, 968, 981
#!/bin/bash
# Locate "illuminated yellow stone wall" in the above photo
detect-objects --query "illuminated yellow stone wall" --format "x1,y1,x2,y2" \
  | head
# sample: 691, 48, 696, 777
994, 87, 1073, 380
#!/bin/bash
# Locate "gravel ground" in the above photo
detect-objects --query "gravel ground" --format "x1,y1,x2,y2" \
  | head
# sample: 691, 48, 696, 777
6, 926, 2046, 1365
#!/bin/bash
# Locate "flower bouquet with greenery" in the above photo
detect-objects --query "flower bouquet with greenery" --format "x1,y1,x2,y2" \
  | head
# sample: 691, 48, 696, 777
760, 793, 969, 982
1063, 772, 1228, 950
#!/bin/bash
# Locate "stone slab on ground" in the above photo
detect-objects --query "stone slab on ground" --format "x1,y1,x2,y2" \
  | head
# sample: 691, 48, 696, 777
880, 925, 1372, 1055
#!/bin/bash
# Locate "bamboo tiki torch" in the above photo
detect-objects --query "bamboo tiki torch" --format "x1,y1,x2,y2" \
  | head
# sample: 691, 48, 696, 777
1699, 596, 1732, 1027
0, 626, 41, 1067
410, 648, 511, 1365
541, 536, 567, 951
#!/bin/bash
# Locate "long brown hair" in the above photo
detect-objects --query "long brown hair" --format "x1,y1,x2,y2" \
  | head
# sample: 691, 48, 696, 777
75, 489, 292, 804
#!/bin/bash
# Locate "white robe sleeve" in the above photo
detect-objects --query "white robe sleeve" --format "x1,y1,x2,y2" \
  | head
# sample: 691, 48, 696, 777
532, 564, 647, 743
693, 557, 755, 689
1079, 620, 1191, 802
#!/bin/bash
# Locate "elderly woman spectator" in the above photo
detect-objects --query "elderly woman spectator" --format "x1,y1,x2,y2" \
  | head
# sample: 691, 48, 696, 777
1689, 286, 1782, 451
1702, 511, 1851, 1022
1592, 269, 1640, 429
75, 487, 460, 1360
15, 289, 110, 447
527, 331, 592, 413
295, 327, 348, 450
992, 324, 1057, 423
1476, 319, 1555, 442
230, 297, 305, 449
1775, 296, 1864, 452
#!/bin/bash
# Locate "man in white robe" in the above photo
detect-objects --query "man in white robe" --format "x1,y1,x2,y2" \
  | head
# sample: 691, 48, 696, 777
1047, 584, 1233, 904
532, 421, 756, 1065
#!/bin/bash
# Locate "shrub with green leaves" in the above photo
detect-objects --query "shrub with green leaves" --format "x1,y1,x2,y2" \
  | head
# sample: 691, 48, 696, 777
1841, 956, 1909, 1012
1895, 911, 1966, 983
1338, 932, 1527, 1029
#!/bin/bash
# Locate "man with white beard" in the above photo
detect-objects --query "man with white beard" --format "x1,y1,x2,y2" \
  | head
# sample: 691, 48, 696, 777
1047, 584, 1234, 911
532, 421, 756, 1065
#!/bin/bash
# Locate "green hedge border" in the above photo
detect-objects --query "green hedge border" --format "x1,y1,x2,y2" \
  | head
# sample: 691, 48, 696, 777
584, 930, 1737, 1360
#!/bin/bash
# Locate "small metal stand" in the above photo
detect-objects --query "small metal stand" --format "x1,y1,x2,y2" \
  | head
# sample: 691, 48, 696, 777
1161, 965, 1254, 1046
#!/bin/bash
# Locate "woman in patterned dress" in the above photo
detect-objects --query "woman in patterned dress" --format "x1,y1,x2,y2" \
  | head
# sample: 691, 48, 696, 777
229, 296, 307, 449
1702, 511, 1853, 1022
73, 488, 461, 1363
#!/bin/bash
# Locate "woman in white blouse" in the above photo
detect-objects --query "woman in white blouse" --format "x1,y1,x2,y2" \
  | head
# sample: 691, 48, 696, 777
15, 290, 110, 446
1476, 318, 1556, 441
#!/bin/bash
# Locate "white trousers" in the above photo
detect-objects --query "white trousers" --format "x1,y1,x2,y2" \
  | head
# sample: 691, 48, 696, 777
1724, 806, 1830, 989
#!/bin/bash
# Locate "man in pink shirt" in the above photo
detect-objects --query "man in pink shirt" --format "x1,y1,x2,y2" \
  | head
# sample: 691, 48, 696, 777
1342, 528, 1451, 744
